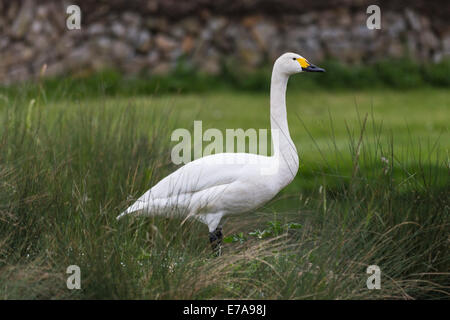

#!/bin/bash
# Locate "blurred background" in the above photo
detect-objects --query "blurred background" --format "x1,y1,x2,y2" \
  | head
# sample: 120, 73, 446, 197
0, 0, 449, 88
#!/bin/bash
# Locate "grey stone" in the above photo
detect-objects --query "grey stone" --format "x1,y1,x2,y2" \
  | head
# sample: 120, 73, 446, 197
146, 17, 168, 32
0, 5, 448, 82
9, 66, 30, 82
122, 12, 141, 26
171, 25, 186, 40
152, 62, 171, 75
111, 22, 126, 38
66, 45, 93, 68
252, 22, 277, 50
420, 31, 439, 49
95, 37, 113, 52
126, 25, 141, 45
298, 12, 317, 25
387, 41, 405, 58
155, 34, 177, 52
146, 50, 160, 66
111, 41, 134, 60
181, 18, 201, 34
197, 48, 221, 74
88, 23, 107, 36
10, 0, 35, 39
136, 31, 152, 53
386, 14, 406, 37
207, 17, 228, 32
405, 9, 421, 31
442, 33, 450, 54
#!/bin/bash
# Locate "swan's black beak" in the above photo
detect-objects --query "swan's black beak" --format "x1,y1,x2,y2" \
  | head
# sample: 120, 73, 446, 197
303, 64, 326, 72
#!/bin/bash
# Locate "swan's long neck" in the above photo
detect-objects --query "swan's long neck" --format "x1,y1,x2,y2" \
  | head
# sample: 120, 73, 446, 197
270, 68, 299, 181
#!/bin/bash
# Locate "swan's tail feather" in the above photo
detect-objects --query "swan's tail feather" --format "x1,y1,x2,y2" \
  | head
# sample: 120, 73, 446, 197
116, 211, 129, 220
116, 200, 147, 220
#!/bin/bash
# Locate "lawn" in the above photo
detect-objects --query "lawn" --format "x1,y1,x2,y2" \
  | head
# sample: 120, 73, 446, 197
0, 87, 448, 299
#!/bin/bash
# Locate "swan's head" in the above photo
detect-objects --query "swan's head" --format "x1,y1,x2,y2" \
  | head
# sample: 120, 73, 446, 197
275, 52, 325, 75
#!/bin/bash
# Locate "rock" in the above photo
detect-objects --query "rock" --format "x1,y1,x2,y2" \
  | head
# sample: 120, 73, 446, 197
155, 34, 177, 52
122, 12, 141, 26
406, 32, 418, 57
181, 35, 195, 54
33, 34, 51, 51
288, 25, 319, 41
385, 13, 406, 37
170, 26, 184, 40
0, 4, 448, 83
0, 37, 9, 52
66, 45, 93, 69
237, 38, 262, 68
200, 57, 221, 74
181, 17, 201, 34
88, 23, 107, 36
298, 38, 323, 61
387, 41, 405, 58
320, 27, 345, 41
55, 36, 76, 56
10, 0, 35, 39
208, 16, 228, 32
94, 36, 112, 52
123, 56, 148, 74
36, 5, 49, 19
46, 2, 66, 32
336, 8, 352, 26
146, 17, 168, 32
442, 32, 450, 55
352, 11, 367, 26
9, 66, 30, 82
198, 48, 221, 74
111, 41, 134, 60
135, 30, 152, 53
298, 12, 318, 25
126, 25, 141, 45
146, 0, 158, 12
111, 22, 126, 38
405, 9, 421, 31
252, 22, 277, 50
242, 15, 261, 28
46, 61, 65, 77
146, 50, 160, 66
200, 28, 213, 41
420, 15, 431, 29
152, 62, 171, 75
420, 30, 440, 49
30, 20, 43, 34
351, 25, 376, 41
168, 48, 183, 61
318, 10, 337, 27
1, 43, 33, 67
7, 2, 19, 25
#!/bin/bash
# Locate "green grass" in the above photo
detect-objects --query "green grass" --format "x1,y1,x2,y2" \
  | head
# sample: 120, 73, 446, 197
0, 84, 449, 299
1, 59, 449, 101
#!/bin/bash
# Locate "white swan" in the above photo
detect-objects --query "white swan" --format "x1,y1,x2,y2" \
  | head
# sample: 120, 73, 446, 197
117, 52, 325, 253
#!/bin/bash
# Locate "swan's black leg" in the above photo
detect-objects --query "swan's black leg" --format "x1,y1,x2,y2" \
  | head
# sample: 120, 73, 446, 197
209, 226, 223, 256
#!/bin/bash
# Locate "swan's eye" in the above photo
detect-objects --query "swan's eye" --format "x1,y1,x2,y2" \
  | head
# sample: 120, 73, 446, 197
292, 58, 296, 60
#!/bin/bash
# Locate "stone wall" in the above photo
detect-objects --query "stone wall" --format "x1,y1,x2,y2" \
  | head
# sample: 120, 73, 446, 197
0, 0, 449, 84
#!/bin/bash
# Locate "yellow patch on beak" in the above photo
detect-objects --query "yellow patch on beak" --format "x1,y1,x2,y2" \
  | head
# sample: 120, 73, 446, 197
296, 58, 310, 69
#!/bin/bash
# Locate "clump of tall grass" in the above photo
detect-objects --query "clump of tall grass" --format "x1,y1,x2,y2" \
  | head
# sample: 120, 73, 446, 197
0, 91, 448, 299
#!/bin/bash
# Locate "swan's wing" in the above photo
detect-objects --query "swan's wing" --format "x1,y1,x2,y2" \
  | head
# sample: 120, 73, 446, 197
119, 153, 271, 218
148, 153, 263, 199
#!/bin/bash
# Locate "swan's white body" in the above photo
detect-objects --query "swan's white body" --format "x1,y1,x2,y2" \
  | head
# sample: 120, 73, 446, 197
117, 53, 324, 233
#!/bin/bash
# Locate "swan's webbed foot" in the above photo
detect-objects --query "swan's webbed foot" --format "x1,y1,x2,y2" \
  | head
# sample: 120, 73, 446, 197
209, 226, 223, 256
